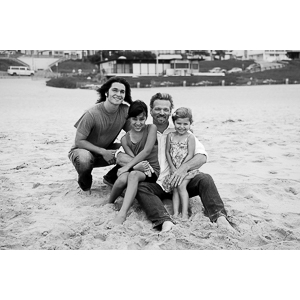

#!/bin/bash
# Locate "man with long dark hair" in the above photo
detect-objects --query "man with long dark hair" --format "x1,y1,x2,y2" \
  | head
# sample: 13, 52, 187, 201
68, 77, 132, 193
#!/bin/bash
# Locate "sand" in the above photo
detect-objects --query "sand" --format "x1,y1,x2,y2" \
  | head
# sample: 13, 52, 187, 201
1, 78, 300, 250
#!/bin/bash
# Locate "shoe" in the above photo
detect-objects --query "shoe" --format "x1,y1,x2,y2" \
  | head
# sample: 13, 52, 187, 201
103, 165, 120, 186
103, 175, 114, 187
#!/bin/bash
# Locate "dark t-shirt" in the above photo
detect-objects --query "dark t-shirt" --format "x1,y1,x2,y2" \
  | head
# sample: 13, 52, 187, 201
70, 102, 130, 152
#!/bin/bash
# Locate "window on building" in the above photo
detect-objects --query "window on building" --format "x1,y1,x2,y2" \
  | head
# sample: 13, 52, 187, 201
171, 63, 189, 69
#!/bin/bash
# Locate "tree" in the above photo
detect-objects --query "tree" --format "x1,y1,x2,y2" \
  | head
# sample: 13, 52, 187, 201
215, 50, 226, 60
87, 50, 156, 67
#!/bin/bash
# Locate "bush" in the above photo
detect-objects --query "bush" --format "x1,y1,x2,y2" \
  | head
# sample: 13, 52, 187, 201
46, 77, 77, 89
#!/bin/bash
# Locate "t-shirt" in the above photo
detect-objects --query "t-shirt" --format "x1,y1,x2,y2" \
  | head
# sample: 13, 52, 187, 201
70, 102, 130, 152
124, 124, 160, 177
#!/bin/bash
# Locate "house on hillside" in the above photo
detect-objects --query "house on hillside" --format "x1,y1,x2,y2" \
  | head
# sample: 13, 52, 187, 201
232, 50, 289, 62
98, 56, 202, 77
18, 50, 96, 59
286, 50, 300, 59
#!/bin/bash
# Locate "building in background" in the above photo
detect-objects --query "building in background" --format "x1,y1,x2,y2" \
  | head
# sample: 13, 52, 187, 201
232, 50, 289, 62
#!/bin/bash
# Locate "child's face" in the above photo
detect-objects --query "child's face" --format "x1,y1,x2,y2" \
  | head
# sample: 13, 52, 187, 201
130, 112, 147, 132
174, 117, 191, 135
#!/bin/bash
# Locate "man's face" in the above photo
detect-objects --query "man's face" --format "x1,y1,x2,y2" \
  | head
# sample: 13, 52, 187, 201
150, 99, 172, 125
107, 82, 126, 106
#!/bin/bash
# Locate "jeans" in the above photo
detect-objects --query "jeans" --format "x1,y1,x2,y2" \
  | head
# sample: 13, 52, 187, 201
136, 172, 227, 228
68, 143, 120, 191
186, 172, 227, 222
135, 182, 173, 228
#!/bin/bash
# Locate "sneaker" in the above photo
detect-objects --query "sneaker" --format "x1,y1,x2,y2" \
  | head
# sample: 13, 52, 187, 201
103, 165, 120, 186
103, 175, 114, 187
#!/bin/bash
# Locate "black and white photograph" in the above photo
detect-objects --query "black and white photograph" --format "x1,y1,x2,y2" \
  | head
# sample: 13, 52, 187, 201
1, 1, 299, 299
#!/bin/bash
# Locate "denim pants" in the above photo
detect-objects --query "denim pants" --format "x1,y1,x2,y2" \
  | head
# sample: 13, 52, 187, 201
136, 172, 227, 228
68, 143, 120, 191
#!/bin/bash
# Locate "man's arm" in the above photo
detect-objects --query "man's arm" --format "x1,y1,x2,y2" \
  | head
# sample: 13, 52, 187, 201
75, 131, 116, 164
169, 153, 207, 187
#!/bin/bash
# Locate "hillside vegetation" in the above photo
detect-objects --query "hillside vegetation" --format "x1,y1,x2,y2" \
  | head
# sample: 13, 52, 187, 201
0, 59, 26, 71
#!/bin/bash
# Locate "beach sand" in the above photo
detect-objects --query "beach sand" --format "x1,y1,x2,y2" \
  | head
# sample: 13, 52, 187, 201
1, 78, 300, 250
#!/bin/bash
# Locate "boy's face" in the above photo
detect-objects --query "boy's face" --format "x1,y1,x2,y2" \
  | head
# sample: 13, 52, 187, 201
107, 82, 125, 106
150, 99, 172, 126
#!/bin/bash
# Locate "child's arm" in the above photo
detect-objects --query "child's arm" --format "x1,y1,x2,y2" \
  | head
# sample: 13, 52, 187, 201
165, 133, 176, 173
121, 135, 135, 158
118, 125, 157, 175
181, 134, 196, 164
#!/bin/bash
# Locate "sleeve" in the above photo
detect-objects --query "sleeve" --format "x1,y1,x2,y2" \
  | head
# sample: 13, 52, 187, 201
74, 112, 94, 138
194, 134, 209, 161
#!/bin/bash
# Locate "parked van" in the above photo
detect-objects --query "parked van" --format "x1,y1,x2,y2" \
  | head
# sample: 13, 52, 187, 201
7, 66, 35, 76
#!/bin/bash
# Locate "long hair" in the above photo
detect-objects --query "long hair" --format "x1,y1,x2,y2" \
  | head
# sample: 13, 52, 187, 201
96, 77, 132, 105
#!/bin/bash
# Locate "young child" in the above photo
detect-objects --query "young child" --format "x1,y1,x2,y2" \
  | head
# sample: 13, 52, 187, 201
163, 107, 200, 219
107, 100, 160, 225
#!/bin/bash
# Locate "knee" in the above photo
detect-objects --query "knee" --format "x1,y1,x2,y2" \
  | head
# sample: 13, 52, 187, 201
177, 183, 187, 194
195, 173, 214, 189
117, 175, 127, 187
201, 173, 213, 185
128, 171, 141, 181
73, 149, 94, 171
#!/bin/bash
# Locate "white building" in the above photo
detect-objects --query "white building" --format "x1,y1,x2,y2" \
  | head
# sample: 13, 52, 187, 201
232, 50, 288, 62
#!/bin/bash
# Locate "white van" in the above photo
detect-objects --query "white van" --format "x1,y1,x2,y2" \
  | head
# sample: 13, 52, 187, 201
7, 66, 35, 76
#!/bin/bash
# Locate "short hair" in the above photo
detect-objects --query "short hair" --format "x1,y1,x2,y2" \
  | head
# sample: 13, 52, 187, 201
172, 107, 193, 123
149, 93, 174, 111
96, 77, 133, 105
127, 100, 148, 119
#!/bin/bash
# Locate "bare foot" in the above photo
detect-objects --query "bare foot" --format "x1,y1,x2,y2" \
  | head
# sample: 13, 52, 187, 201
181, 213, 189, 220
173, 213, 179, 218
99, 199, 114, 206
133, 161, 147, 172
78, 189, 91, 195
161, 221, 174, 232
217, 216, 236, 233
112, 214, 126, 225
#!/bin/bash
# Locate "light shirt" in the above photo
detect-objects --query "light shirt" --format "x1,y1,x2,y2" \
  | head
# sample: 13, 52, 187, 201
156, 125, 208, 190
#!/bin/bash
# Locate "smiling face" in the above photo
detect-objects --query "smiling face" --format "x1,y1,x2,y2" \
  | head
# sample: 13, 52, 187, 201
130, 112, 147, 132
174, 117, 191, 135
150, 99, 172, 126
107, 82, 126, 106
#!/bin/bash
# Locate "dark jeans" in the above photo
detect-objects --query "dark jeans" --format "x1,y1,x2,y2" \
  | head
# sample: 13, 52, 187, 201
68, 143, 120, 191
135, 172, 227, 228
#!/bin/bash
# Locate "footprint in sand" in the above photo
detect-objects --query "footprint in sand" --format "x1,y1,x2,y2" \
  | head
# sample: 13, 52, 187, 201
285, 187, 298, 195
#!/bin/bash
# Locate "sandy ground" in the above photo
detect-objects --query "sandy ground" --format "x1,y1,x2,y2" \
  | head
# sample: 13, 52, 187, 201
1, 78, 300, 250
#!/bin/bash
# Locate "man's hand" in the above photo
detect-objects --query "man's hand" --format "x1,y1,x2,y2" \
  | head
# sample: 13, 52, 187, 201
169, 164, 188, 187
102, 149, 116, 165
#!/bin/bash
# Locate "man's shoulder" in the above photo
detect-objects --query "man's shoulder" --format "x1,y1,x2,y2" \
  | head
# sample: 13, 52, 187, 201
86, 103, 103, 115
164, 126, 175, 134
